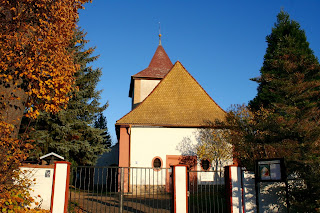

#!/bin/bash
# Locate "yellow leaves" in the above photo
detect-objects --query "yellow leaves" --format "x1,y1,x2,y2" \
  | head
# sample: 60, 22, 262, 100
0, 119, 37, 211
25, 107, 39, 119
0, 0, 90, 120
196, 128, 233, 163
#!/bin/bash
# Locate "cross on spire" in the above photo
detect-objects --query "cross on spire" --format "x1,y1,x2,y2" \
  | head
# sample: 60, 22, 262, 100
159, 22, 162, 45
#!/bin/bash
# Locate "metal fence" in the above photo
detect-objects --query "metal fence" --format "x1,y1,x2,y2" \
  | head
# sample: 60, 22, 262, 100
188, 170, 226, 213
69, 166, 172, 213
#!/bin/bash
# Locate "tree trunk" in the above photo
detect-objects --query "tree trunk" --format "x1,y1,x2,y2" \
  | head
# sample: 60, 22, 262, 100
0, 80, 28, 137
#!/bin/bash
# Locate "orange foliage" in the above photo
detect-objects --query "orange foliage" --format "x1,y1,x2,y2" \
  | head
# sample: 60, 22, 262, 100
0, 120, 35, 212
0, 0, 90, 119
0, 0, 90, 211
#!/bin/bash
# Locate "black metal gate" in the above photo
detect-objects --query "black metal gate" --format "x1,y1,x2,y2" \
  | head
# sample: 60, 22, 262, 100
69, 166, 172, 213
188, 169, 226, 213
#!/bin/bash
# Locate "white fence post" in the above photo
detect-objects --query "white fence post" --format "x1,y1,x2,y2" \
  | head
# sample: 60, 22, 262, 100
172, 165, 188, 213
225, 166, 244, 213
50, 161, 71, 213
226, 166, 258, 213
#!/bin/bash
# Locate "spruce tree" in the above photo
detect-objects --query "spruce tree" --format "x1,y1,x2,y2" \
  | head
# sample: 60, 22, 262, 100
94, 113, 112, 148
250, 10, 319, 110
20, 28, 110, 166
249, 10, 320, 211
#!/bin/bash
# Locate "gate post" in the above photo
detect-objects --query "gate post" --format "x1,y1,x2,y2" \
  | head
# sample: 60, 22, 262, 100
172, 165, 188, 213
50, 161, 71, 213
225, 166, 247, 213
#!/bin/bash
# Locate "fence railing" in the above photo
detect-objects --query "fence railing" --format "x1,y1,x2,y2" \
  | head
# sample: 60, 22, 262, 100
188, 170, 226, 213
69, 166, 172, 213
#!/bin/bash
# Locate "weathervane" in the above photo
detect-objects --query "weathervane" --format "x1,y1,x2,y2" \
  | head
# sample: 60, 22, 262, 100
159, 22, 162, 45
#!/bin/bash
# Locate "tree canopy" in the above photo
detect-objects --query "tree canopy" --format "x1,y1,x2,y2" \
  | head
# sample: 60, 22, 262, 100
0, 0, 89, 134
0, 0, 90, 210
250, 10, 320, 110
239, 10, 320, 211
21, 28, 111, 166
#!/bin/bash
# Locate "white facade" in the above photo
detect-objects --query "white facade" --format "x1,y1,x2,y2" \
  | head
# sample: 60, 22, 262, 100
129, 126, 232, 187
129, 127, 197, 187
130, 126, 198, 168
132, 79, 161, 108
139, 79, 161, 102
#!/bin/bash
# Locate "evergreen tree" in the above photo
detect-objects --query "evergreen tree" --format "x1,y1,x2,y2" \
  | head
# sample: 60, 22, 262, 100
250, 10, 319, 110
248, 10, 320, 211
20, 28, 110, 166
94, 113, 112, 148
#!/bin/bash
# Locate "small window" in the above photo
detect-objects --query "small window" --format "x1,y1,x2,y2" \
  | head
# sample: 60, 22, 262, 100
153, 158, 161, 168
152, 157, 162, 170
201, 159, 210, 171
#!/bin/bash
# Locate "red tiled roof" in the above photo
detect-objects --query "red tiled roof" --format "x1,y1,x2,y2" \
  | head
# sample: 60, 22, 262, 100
133, 45, 173, 79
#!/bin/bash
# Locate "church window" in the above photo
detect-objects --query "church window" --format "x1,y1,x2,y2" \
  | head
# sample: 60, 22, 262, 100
152, 157, 162, 170
201, 159, 210, 171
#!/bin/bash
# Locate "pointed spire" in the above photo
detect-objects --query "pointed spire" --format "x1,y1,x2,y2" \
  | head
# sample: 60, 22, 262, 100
132, 44, 173, 79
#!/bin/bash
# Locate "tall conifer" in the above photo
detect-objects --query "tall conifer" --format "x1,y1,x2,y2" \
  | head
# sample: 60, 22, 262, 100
21, 28, 110, 166
249, 10, 320, 210
250, 10, 319, 110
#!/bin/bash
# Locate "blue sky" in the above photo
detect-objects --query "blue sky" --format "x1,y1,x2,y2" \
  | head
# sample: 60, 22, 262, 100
78, 0, 320, 143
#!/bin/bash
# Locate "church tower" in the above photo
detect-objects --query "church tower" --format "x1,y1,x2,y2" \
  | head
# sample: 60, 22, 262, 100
129, 38, 173, 109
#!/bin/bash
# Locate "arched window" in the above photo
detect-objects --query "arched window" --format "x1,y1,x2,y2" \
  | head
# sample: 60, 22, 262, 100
201, 159, 210, 171
152, 157, 162, 171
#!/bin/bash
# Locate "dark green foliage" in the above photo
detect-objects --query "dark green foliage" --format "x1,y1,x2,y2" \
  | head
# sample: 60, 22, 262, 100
20, 28, 110, 166
94, 113, 112, 148
250, 10, 319, 110
247, 10, 320, 211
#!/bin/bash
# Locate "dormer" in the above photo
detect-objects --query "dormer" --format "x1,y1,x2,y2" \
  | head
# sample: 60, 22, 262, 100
129, 44, 173, 109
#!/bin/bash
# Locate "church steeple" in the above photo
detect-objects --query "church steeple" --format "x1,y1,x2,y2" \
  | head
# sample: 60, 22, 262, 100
132, 44, 173, 79
129, 37, 173, 109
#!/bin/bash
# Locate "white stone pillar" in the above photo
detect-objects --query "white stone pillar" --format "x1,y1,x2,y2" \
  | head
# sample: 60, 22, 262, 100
226, 166, 243, 213
173, 165, 188, 213
50, 161, 71, 213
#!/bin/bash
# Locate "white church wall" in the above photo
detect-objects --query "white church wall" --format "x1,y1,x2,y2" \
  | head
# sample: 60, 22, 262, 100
139, 79, 161, 102
130, 126, 198, 168
128, 126, 233, 188
129, 126, 198, 186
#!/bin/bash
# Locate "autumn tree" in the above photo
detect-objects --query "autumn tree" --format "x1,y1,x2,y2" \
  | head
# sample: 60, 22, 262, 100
0, 0, 89, 210
20, 28, 111, 166
196, 124, 232, 170
218, 104, 296, 170
0, 0, 89, 134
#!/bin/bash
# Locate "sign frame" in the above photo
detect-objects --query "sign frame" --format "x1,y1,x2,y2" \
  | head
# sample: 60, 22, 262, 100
255, 158, 286, 182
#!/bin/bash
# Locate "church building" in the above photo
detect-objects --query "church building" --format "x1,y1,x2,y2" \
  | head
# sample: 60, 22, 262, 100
115, 39, 227, 172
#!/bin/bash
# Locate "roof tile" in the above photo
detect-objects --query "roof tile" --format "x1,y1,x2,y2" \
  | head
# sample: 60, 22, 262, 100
133, 45, 173, 78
